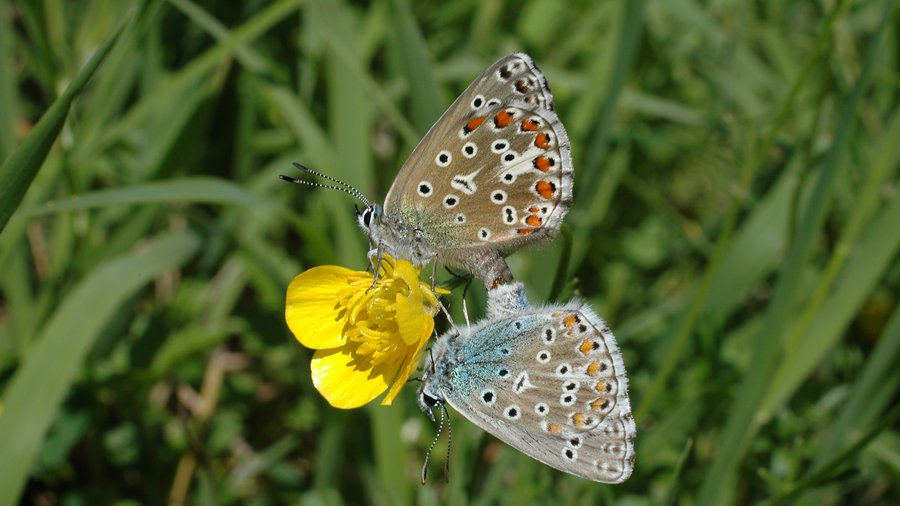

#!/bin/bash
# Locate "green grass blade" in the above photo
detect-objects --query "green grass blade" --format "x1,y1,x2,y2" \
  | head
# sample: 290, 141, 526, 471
760, 105, 900, 418
0, 4, 18, 160
697, 2, 893, 502
389, 0, 444, 133
0, 16, 128, 234
663, 438, 694, 506
812, 298, 900, 471
0, 230, 200, 505
771, 403, 900, 505
12, 177, 285, 218
580, 0, 645, 187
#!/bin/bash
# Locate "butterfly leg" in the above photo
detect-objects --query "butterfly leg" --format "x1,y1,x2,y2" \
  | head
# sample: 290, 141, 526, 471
429, 261, 437, 291
367, 243, 386, 289
434, 297, 456, 328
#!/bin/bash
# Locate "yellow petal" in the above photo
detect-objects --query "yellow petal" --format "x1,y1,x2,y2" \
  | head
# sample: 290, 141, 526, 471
311, 347, 390, 409
381, 327, 431, 405
286, 265, 369, 349
394, 292, 433, 345
392, 260, 421, 290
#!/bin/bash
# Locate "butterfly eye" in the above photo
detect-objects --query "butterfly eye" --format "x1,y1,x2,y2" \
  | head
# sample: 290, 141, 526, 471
359, 208, 373, 228
420, 391, 439, 408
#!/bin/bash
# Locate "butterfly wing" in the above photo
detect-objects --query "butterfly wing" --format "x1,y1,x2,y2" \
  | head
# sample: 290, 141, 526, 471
437, 302, 635, 483
384, 53, 573, 257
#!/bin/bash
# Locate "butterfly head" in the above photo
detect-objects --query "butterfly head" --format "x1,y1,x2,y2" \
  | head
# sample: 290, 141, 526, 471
417, 388, 441, 422
355, 204, 383, 234
416, 341, 450, 420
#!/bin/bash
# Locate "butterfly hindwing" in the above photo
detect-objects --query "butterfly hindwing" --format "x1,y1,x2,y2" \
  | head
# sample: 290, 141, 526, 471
383, 54, 573, 259
428, 302, 635, 483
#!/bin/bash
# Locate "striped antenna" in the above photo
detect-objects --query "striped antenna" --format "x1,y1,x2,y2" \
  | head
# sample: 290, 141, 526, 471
279, 162, 371, 208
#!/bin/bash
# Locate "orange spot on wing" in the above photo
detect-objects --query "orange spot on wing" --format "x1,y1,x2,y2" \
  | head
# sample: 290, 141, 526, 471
533, 155, 551, 172
520, 119, 540, 131
572, 413, 587, 427
493, 110, 513, 128
547, 423, 562, 433
579, 339, 594, 355
526, 215, 542, 227
534, 132, 551, 149
464, 116, 486, 133
517, 228, 536, 235
535, 180, 556, 199
591, 398, 610, 411
528, 206, 539, 213
594, 381, 607, 393
563, 315, 577, 327
587, 362, 601, 376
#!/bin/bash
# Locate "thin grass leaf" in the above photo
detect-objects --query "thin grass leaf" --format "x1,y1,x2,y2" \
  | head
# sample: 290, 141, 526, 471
760, 105, 900, 419
770, 403, 900, 505
663, 438, 694, 506
0, 16, 128, 233
13, 177, 285, 218
580, 0, 645, 185
0, 6, 17, 160
371, 405, 412, 505
0, 230, 200, 505
389, 0, 444, 133
813, 296, 900, 470
697, 2, 892, 502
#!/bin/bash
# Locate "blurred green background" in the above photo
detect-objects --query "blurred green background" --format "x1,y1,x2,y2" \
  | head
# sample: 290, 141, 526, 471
1, 0, 899, 504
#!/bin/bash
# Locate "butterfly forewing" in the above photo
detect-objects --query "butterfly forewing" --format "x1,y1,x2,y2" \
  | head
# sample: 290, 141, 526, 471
384, 53, 572, 255
434, 302, 635, 483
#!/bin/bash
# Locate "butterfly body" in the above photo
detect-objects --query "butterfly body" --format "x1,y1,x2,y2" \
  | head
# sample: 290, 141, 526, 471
358, 53, 573, 287
419, 299, 635, 483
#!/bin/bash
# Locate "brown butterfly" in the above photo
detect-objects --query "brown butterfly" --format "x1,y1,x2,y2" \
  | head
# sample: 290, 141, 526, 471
357, 53, 573, 288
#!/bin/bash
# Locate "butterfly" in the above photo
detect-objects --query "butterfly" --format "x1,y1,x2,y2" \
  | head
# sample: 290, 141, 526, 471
418, 290, 635, 483
356, 53, 573, 289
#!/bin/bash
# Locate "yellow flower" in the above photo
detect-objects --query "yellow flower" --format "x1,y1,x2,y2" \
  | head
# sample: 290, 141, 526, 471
285, 256, 446, 408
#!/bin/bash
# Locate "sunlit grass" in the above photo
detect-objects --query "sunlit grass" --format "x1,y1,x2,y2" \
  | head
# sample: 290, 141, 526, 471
1, 0, 898, 504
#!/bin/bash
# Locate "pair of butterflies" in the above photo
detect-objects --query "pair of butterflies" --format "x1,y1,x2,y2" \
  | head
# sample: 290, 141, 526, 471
289, 54, 634, 484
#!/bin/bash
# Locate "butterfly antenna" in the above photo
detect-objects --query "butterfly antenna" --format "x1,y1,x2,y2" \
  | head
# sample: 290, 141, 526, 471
421, 404, 445, 484
443, 404, 452, 483
279, 162, 371, 207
